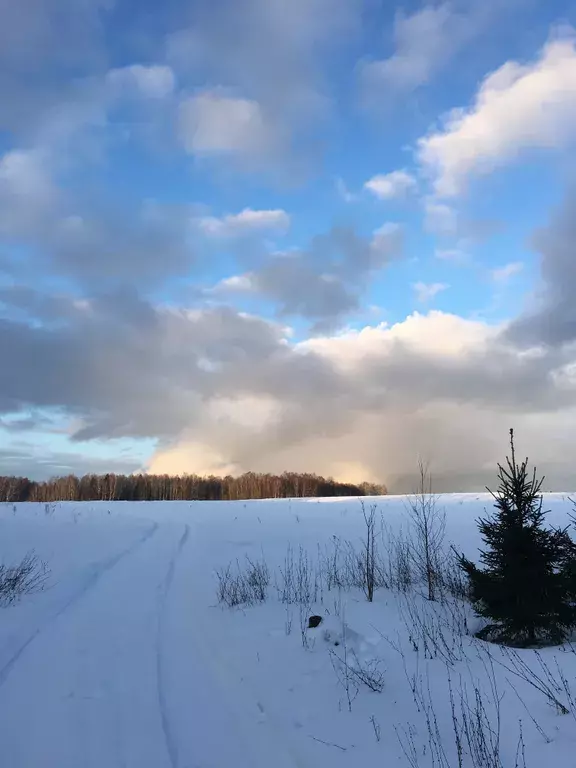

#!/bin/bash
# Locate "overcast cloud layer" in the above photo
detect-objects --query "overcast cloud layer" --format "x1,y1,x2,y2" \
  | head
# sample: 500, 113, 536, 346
2, 0, 576, 490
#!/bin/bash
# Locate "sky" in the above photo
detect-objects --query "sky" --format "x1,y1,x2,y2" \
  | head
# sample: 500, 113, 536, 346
2, 0, 576, 491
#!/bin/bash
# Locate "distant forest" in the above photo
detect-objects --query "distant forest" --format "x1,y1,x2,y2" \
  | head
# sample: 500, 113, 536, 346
0, 472, 387, 503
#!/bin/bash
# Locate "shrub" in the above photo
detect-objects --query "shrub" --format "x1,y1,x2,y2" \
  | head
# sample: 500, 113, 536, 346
215, 556, 270, 608
0, 551, 49, 604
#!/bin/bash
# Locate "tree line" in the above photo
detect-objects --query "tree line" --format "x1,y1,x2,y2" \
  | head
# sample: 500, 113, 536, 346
0, 471, 386, 503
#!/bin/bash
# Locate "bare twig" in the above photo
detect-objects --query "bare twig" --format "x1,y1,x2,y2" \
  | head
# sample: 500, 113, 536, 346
309, 735, 347, 751
370, 714, 381, 742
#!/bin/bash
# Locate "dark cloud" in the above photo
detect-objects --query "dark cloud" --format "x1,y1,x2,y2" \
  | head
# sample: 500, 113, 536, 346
47, 204, 197, 288
0, 0, 111, 69
0, 0, 113, 136
0, 286, 86, 325
0, 413, 58, 433
220, 225, 404, 330
251, 258, 359, 331
507, 190, 576, 348
168, 0, 359, 111
0, 188, 198, 292
0, 296, 306, 441
2, 284, 576, 488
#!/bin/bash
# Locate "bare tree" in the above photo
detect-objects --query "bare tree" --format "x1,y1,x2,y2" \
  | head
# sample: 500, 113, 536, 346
405, 460, 446, 602
361, 501, 378, 602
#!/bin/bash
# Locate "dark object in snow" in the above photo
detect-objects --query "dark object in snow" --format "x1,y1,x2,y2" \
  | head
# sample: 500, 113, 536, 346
308, 615, 323, 629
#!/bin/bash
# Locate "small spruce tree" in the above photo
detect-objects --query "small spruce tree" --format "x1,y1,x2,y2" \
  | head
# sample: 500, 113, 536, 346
458, 429, 576, 646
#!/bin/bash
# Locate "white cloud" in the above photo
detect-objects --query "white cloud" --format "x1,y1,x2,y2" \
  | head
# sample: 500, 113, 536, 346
492, 261, 524, 282
210, 275, 255, 294
418, 29, 576, 196
413, 281, 449, 303
423, 199, 459, 236
198, 208, 290, 237
107, 65, 176, 99
365, 170, 417, 200
146, 309, 576, 492
304, 311, 495, 363
178, 90, 280, 158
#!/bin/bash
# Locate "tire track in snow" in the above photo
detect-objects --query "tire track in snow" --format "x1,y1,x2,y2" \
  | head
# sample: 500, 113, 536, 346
0, 521, 159, 688
156, 524, 190, 768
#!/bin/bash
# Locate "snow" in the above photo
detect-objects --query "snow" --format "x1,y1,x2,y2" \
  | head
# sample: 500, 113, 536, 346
1, 493, 576, 766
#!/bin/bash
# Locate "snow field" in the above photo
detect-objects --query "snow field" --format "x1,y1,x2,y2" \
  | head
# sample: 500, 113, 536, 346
0, 493, 576, 766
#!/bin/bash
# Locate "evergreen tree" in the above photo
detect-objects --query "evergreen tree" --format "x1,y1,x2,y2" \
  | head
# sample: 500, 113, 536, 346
458, 429, 576, 646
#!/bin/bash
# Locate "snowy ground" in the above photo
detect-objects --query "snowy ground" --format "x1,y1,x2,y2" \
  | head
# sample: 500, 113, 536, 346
1, 493, 576, 767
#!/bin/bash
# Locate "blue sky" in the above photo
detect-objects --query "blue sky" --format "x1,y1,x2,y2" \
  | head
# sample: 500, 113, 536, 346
2, 0, 576, 490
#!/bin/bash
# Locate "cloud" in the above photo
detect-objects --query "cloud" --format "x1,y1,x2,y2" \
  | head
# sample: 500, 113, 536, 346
0, 52, 196, 292
208, 223, 403, 329
365, 170, 417, 200
259, 224, 403, 328
169, 0, 360, 169
146, 310, 576, 492
3, 281, 576, 490
362, 2, 475, 93
0, 297, 340, 444
507, 189, 576, 347
491, 261, 524, 283
0, 173, 198, 290
419, 29, 576, 196
48, 203, 198, 287
242, 262, 358, 331
0, 0, 114, 140
0, 50, 200, 290
423, 199, 459, 236
0, 0, 111, 69
178, 90, 282, 162
198, 208, 290, 237
168, 0, 359, 111
106, 65, 176, 99
208, 275, 255, 297
413, 282, 449, 303
0, 149, 53, 201
0, 149, 58, 236
0, 297, 292, 440
362, 0, 530, 100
